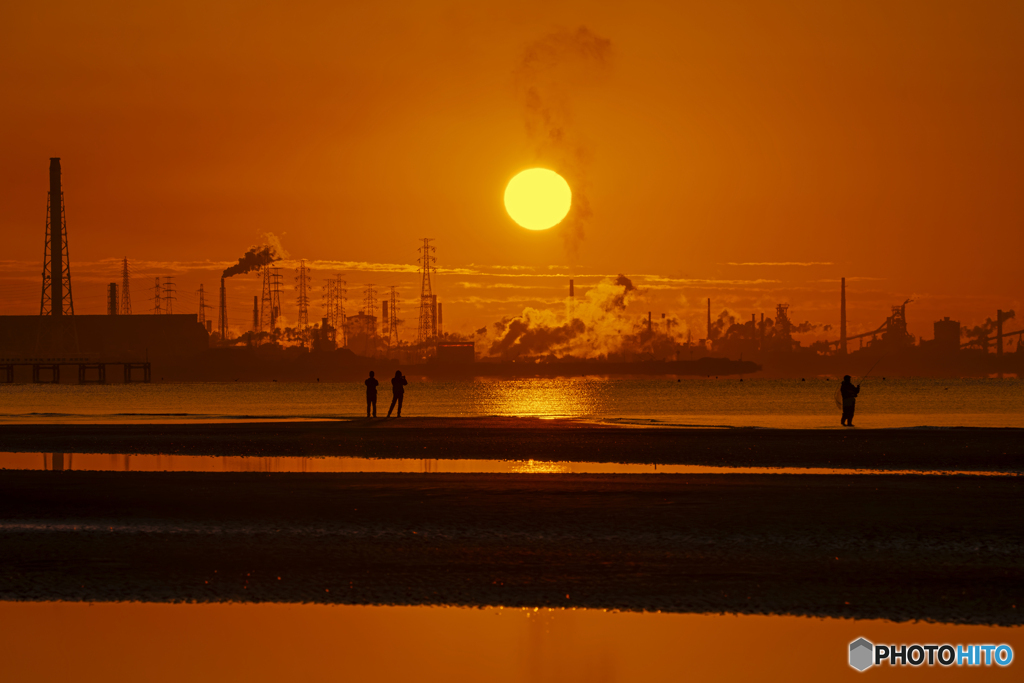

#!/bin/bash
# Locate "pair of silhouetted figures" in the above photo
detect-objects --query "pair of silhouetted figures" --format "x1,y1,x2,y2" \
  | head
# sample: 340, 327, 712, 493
364, 370, 408, 418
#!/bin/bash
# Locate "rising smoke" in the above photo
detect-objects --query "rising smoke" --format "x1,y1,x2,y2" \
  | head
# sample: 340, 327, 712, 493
478, 274, 679, 360
222, 245, 279, 279
514, 27, 612, 258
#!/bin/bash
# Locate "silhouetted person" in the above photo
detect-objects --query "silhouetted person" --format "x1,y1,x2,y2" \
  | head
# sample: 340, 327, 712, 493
365, 371, 379, 418
387, 370, 408, 417
840, 375, 860, 426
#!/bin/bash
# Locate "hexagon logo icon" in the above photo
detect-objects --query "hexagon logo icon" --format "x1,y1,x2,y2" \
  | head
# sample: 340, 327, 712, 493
849, 638, 874, 671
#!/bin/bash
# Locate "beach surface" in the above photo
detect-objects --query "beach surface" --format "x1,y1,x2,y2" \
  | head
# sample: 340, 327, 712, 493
1, 468, 1021, 625
1, 417, 1022, 471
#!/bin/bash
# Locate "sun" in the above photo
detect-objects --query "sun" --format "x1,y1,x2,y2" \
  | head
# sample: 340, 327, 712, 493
504, 168, 572, 231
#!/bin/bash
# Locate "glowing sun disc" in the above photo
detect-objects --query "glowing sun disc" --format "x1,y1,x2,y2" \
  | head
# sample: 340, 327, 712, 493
504, 168, 572, 231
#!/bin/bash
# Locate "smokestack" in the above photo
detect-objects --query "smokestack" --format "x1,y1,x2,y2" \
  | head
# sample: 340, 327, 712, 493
840, 277, 847, 355
569, 279, 574, 297
707, 298, 711, 341
252, 296, 258, 332
437, 302, 443, 336
647, 311, 652, 334
431, 295, 437, 337
49, 158, 63, 316
107, 283, 118, 315
382, 301, 388, 327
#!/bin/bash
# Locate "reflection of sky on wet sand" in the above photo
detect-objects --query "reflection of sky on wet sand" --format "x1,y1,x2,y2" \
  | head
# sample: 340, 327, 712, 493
1, 453, 1013, 476
0, 601, 1019, 682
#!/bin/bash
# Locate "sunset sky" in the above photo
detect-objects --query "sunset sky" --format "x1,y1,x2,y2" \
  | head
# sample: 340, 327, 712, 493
2, 1, 1022, 343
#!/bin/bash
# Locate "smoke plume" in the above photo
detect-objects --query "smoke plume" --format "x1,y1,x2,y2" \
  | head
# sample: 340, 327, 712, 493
222, 245, 279, 279
478, 274, 679, 360
514, 27, 612, 257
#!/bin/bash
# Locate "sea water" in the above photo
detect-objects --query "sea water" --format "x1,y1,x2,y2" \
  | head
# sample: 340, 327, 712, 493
0, 377, 1021, 428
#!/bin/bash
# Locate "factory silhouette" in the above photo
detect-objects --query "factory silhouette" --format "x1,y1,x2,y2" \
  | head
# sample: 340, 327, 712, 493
0, 158, 1020, 383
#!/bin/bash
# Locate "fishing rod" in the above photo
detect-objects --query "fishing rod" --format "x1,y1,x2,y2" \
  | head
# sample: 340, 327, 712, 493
834, 353, 886, 410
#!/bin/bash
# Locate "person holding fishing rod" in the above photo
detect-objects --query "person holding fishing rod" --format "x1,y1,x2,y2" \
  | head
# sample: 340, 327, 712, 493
839, 375, 860, 426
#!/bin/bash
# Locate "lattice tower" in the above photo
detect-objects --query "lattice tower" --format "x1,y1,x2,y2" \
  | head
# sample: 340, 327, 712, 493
197, 284, 209, 325
386, 286, 400, 351
120, 257, 132, 314
295, 260, 311, 343
270, 267, 283, 330
40, 158, 74, 316
417, 238, 436, 344
162, 276, 176, 314
322, 276, 347, 346
152, 277, 162, 315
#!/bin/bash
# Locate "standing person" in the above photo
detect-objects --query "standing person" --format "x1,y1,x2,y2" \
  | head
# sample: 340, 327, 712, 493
364, 371, 379, 418
840, 375, 860, 427
387, 370, 408, 418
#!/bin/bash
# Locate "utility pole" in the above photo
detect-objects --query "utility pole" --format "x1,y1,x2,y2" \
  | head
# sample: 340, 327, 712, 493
418, 238, 436, 345
258, 253, 273, 340
120, 257, 132, 314
295, 260, 310, 345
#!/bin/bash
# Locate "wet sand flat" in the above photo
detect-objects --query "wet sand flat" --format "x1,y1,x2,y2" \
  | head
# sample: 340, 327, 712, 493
0, 417, 1022, 471
1, 470, 1021, 625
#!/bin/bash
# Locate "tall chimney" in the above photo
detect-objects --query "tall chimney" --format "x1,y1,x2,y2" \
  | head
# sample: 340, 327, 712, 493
49, 158, 64, 315
840, 277, 848, 355
252, 296, 258, 332
431, 295, 437, 337
647, 311, 652, 334
437, 302, 443, 336
707, 298, 711, 341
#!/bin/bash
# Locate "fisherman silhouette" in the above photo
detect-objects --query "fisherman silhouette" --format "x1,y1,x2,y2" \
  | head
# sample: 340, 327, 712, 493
840, 375, 860, 427
364, 371, 379, 418
387, 370, 408, 418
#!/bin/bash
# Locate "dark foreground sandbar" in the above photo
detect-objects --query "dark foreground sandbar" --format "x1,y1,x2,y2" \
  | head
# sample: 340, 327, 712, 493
1, 470, 1020, 624
1, 417, 1022, 471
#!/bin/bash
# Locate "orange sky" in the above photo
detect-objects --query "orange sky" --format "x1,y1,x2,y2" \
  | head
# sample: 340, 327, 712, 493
2, 1, 1022, 343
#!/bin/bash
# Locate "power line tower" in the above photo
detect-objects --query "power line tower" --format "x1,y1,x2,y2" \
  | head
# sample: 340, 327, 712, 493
363, 284, 378, 327
162, 276, 176, 314
258, 258, 273, 340
385, 286, 400, 352
152, 277, 162, 315
295, 260, 311, 344
417, 238, 436, 345
120, 257, 132, 314
218, 277, 228, 340
322, 276, 347, 347
270, 267, 283, 330
197, 284, 210, 326
40, 158, 74, 316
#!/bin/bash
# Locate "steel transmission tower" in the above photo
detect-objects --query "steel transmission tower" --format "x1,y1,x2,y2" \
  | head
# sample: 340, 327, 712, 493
162, 276, 176, 314
152, 277, 162, 314
385, 286, 400, 352
119, 258, 132, 314
258, 258, 273, 339
417, 238, 436, 345
218, 278, 228, 340
197, 284, 210, 326
270, 267, 283, 330
322, 276, 347, 346
295, 260, 311, 344
40, 158, 74, 315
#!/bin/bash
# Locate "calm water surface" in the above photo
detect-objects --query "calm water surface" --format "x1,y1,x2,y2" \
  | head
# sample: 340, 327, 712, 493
0, 601, 1018, 682
1, 378, 1022, 427
0, 452, 1013, 476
